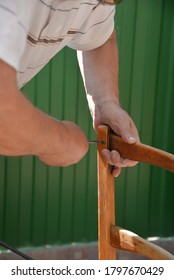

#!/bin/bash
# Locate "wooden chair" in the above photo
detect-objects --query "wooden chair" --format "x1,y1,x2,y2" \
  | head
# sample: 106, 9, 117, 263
97, 125, 174, 260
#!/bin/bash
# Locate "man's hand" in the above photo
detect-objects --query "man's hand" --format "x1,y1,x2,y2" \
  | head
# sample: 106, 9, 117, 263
0, 60, 88, 166
92, 100, 140, 177
38, 120, 89, 167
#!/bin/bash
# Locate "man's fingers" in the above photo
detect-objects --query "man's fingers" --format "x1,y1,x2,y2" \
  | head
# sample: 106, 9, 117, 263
101, 149, 115, 165
110, 150, 122, 166
101, 149, 138, 168
112, 166, 121, 177
114, 124, 139, 144
110, 114, 140, 145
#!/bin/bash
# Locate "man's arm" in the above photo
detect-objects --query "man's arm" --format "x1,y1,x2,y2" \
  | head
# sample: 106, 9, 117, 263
77, 31, 139, 177
0, 60, 88, 166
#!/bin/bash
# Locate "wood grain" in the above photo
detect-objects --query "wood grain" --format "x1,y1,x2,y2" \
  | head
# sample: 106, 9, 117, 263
111, 225, 174, 260
97, 125, 116, 260
110, 134, 174, 173
97, 125, 174, 260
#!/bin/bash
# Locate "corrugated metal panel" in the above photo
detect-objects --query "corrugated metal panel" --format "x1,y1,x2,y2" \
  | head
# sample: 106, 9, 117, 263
0, 48, 97, 248
116, 0, 174, 238
0, 0, 174, 249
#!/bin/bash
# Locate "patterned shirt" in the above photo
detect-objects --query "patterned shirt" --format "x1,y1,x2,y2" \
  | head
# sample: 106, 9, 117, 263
0, 0, 115, 88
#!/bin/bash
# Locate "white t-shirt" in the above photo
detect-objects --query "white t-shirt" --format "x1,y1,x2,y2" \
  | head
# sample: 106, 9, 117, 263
0, 0, 115, 88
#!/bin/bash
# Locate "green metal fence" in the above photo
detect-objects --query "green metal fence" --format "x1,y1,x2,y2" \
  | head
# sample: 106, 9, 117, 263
0, 0, 174, 249
116, 0, 174, 238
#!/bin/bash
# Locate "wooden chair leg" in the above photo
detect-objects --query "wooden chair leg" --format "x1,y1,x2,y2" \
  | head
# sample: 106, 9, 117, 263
97, 125, 116, 260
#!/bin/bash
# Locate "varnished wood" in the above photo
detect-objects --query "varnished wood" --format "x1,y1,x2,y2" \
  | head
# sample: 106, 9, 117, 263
97, 125, 116, 260
97, 125, 174, 260
111, 225, 174, 260
110, 134, 174, 173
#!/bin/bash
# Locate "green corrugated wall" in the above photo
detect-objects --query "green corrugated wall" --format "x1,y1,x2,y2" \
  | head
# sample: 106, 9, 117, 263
116, 0, 174, 238
0, 0, 174, 249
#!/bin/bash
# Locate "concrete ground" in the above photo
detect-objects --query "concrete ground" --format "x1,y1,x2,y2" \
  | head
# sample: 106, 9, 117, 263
0, 238, 174, 260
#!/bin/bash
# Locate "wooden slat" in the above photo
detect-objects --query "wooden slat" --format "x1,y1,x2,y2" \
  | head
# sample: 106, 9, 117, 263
111, 225, 174, 260
97, 125, 116, 260
109, 134, 174, 173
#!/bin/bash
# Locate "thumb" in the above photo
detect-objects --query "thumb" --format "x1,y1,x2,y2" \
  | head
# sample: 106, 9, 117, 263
119, 129, 137, 144
112, 119, 139, 144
